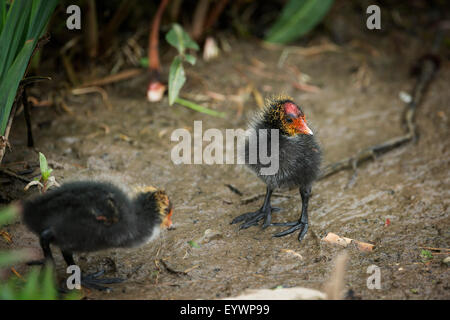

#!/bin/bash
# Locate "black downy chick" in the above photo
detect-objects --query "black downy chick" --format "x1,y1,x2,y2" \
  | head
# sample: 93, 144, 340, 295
231, 96, 321, 242
21, 181, 173, 290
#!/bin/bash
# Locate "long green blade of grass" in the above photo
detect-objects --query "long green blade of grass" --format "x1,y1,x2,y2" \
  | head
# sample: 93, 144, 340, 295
0, 0, 6, 32
175, 97, 226, 118
0, 204, 18, 225
0, 0, 31, 79
0, 0, 59, 135
27, 0, 59, 40
0, 40, 34, 134
265, 0, 334, 44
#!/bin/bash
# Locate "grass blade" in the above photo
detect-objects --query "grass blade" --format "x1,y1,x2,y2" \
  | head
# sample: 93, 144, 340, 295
175, 97, 226, 118
0, 0, 31, 79
0, 0, 6, 32
0, 39, 34, 134
265, 0, 334, 44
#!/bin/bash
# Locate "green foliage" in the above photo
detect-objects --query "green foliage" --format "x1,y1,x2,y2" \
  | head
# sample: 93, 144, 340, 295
0, 204, 17, 226
25, 152, 59, 193
175, 97, 225, 118
187, 240, 200, 248
166, 24, 198, 106
139, 57, 149, 68
420, 249, 433, 262
168, 56, 186, 106
165, 24, 225, 117
39, 152, 52, 183
165, 23, 199, 55
0, 263, 59, 300
0, 0, 59, 135
265, 0, 334, 44
0, 205, 80, 300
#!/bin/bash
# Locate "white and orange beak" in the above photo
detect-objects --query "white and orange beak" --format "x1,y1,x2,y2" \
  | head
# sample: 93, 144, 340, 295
293, 116, 313, 135
161, 208, 173, 229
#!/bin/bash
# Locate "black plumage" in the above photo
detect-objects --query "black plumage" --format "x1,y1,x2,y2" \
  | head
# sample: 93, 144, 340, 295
22, 181, 173, 290
232, 96, 322, 242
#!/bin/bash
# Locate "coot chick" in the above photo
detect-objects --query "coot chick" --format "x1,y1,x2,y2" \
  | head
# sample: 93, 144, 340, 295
232, 96, 321, 242
21, 181, 173, 290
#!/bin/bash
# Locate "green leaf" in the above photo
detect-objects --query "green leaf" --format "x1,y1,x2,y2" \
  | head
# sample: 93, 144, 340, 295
39, 152, 52, 181
184, 54, 196, 65
265, 0, 334, 44
0, 204, 18, 226
0, 39, 34, 134
139, 57, 149, 68
0, 0, 6, 32
0, 0, 32, 79
420, 249, 433, 260
168, 56, 186, 106
166, 23, 199, 55
175, 97, 226, 118
26, 0, 59, 40
188, 240, 200, 248
21, 267, 40, 299
40, 264, 58, 300
0, 0, 59, 135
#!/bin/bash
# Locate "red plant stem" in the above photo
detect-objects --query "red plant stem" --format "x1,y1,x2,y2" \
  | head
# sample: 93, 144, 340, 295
204, 0, 229, 31
149, 0, 170, 72
191, 0, 210, 41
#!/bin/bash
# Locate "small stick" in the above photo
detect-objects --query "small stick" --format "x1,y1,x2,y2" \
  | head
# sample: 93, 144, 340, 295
419, 246, 450, 252
183, 265, 200, 273
10, 267, 24, 280
225, 184, 243, 196
0, 168, 32, 183
204, 0, 229, 31
78, 68, 143, 87
22, 88, 34, 147
191, 0, 210, 41
148, 0, 170, 72
322, 232, 375, 252
158, 259, 187, 275
71, 86, 112, 110
85, 0, 99, 59
325, 252, 348, 300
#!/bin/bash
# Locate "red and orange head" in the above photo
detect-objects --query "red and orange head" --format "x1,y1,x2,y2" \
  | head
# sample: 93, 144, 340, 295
265, 97, 313, 137
136, 186, 173, 229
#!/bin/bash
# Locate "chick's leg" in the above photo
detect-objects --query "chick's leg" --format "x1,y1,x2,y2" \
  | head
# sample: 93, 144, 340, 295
61, 250, 124, 292
272, 186, 311, 242
231, 187, 280, 230
27, 229, 54, 265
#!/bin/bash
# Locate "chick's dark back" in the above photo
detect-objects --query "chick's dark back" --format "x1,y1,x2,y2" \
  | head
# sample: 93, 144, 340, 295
22, 181, 137, 252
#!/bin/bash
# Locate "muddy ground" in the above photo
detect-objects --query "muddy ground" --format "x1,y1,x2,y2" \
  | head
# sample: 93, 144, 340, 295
1, 9, 449, 300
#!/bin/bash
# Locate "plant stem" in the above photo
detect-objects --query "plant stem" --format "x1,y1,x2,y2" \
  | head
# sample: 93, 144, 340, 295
85, 0, 98, 59
191, 0, 210, 41
204, 0, 229, 31
149, 0, 170, 72
175, 97, 225, 118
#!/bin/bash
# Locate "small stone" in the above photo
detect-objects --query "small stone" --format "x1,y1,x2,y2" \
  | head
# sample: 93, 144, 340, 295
399, 91, 412, 104
443, 256, 450, 266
